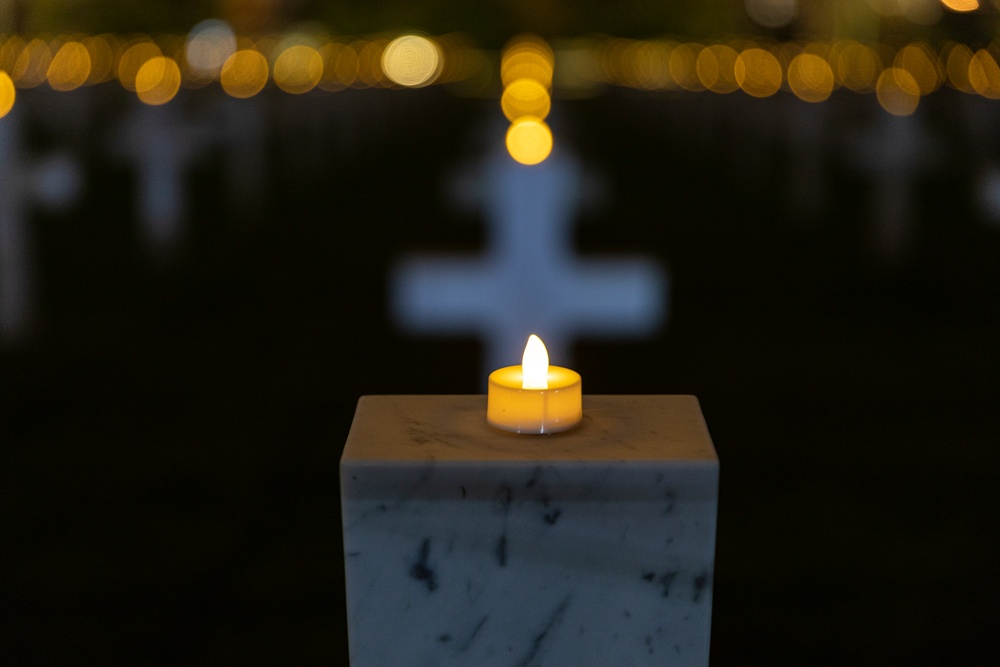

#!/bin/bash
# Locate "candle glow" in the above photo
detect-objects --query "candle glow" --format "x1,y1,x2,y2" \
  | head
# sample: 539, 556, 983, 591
521, 334, 549, 389
487, 334, 582, 434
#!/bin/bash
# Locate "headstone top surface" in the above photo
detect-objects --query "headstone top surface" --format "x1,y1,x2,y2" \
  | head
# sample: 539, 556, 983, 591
342, 394, 716, 463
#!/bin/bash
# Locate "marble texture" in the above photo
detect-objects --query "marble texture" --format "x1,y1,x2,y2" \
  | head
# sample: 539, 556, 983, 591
341, 395, 718, 667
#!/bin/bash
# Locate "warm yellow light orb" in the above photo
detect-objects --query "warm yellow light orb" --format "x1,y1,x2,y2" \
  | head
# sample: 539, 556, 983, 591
626, 40, 674, 90
698, 44, 740, 93
356, 40, 389, 87
505, 116, 553, 166
382, 35, 442, 88
0, 36, 26, 76
318, 42, 359, 90
47, 42, 92, 92
876, 67, 921, 116
969, 49, 1000, 99
501, 78, 551, 121
521, 334, 550, 390
941, 0, 979, 11
274, 44, 323, 94
12, 38, 52, 88
501, 34, 554, 88
118, 41, 162, 92
220, 49, 269, 98
84, 35, 116, 84
836, 42, 882, 92
669, 43, 706, 91
945, 43, 975, 93
894, 43, 942, 95
0, 72, 15, 118
788, 53, 834, 102
135, 56, 181, 105
735, 47, 783, 98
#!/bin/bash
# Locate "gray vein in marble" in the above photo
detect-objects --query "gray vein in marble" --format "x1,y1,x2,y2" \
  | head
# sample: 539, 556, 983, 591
343, 461, 435, 531
511, 594, 572, 667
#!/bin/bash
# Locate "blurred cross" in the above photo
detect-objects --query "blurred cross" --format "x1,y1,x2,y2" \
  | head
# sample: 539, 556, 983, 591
849, 109, 939, 265
392, 140, 666, 378
0, 107, 80, 339
112, 99, 211, 257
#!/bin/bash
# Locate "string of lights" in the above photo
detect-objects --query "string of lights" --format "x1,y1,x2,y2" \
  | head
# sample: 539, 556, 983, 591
3, 25, 1000, 120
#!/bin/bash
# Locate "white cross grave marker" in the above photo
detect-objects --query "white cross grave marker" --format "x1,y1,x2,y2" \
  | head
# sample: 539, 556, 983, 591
112, 98, 211, 257
0, 107, 80, 339
392, 141, 667, 377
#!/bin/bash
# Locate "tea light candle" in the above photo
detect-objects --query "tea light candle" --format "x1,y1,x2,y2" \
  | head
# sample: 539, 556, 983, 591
486, 334, 582, 434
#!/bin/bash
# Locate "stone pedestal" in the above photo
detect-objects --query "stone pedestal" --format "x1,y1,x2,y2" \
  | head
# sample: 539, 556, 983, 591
341, 395, 718, 666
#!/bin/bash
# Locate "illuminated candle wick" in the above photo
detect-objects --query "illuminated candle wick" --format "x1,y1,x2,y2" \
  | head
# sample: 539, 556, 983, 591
521, 334, 549, 390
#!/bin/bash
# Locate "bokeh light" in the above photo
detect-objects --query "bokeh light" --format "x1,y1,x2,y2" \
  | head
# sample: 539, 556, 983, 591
635, 41, 674, 90
432, 33, 476, 85
135, 56, 181, 105
356, 40, 388, 87
274, 44, 323, 94
0, 72, 15, 118
941, 0, 979, 10
835, 42, 882, 92
895, 43, 942, 94
318, 42, 358, 90
47, 41, 91, 92
669, 43, 705, 92
185, 19, 237, 82
382, 35, 442, 88
506, 116, 553, 165
12, 38, 53, 88
598, 38, 626, 86
735, 47, 782, 97
0, 36, 26, 75
220, 49, 269, 98
697, 44, 739, 93
876, 67, 921, 115
968, 48, 1000, 98
502, 34, 554, 88
84, 35, 116, 84
944, 43, 975, 92
501, 78, 550, 121
118, 41, 163, 92
7, 29, 1000, 113
788, 53, 834, 102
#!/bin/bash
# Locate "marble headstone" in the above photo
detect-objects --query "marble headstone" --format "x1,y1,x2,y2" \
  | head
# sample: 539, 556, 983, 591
341, 395, 718, 667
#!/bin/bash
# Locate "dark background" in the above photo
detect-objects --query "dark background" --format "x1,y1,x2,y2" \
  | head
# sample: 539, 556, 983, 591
2, 71, 999, 665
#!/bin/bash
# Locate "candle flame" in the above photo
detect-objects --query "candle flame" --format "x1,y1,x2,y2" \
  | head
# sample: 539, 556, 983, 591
521, 334, 549, 389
